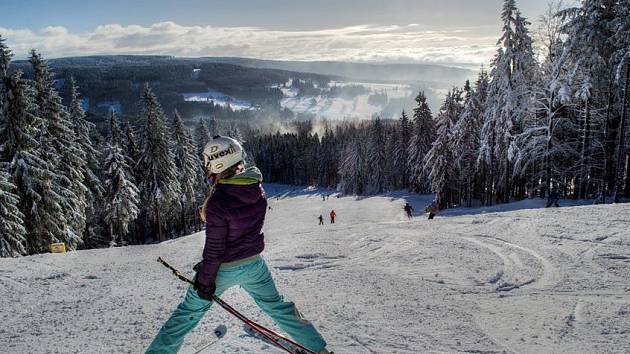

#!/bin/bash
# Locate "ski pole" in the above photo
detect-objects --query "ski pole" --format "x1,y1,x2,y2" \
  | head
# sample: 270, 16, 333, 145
156, 257, 317, 354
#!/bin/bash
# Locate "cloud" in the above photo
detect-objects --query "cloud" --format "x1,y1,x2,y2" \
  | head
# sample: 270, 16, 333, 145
0, 22, 499, 65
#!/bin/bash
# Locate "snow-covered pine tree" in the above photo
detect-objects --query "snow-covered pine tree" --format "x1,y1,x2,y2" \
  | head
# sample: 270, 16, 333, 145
103, 113, 139, 246
424, 88, 464, 208
509, 2, 580, 199
68, 77, 101, 195
407, 91, 435, 193
0, 35, 11, 125
3, 69, 73, 253
0, 34, 11, 78
171, 109, 204, 234
123, 121, 141, 181
0, 35, 13, 162
68, 77, 103, 246
366, 117, 387, 194
558, 0, 620, 200
613, 59, 628, 200
450, 80, 474, 204
290, 121, 313, 185
318, 125, 338, 187
0, 163, 27, 257
478, 56, 500, 203
228, 123, 244, 143
453, 71, 489, 206
391, 110, 410, 189
114, 118, 143, 243
0, 55, 35, 162
611, 1, 630, 201
385, 119, 401, 190
109, 109, 124, 147
137, 84, 181, 241
228, 122, 256, 167
479, 0, 536, 204
208, 117, 218, 137
194, 118, 210, 157
514, 10, 538, 89
338, 127, 366, 195
29, 50, 88, 248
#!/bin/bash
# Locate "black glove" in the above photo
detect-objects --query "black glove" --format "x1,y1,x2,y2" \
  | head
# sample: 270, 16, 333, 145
194, 275, 216, 301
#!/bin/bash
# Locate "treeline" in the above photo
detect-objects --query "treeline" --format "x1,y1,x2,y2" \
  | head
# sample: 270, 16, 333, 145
247, 0, 630, 208
0, 39, 236, 256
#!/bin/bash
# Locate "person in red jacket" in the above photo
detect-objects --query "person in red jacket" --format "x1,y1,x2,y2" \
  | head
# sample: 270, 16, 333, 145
146, 136, 333, 354
329, 210, 336, 224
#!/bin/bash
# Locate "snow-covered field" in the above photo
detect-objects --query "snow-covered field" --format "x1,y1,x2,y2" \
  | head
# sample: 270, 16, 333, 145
182, 90, 252, 111
1, 185, 629, 353
279, 82, 413, 120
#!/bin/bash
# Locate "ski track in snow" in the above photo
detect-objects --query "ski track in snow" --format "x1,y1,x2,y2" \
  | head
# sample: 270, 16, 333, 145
1, 185, 629, 353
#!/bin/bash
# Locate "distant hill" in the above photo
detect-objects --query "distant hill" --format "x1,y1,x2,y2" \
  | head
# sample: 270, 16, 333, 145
10, 55, 335, 127
14, 55, 179, 68
16, 55, 474, 85
202, 57, 475, 85
9, 55, 473, 123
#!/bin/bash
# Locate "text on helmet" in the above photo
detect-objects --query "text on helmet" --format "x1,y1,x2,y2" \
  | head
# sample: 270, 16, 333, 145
206, 144, 236, 162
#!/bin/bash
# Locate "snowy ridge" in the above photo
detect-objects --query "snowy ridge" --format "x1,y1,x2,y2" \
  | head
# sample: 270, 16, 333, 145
1, 185, 629, 353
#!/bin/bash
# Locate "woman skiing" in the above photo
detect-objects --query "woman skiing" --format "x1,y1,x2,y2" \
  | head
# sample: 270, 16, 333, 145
146, 136, 332, 354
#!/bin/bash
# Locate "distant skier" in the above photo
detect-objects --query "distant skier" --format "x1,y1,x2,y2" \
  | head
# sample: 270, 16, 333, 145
146, 136, 333, 354
403, 203, 414, 218
318, 215, 324, 225
329, 210, 336, 224
425, 200, 439, 220
322, 194, 325, 201
545, 189, 560, 208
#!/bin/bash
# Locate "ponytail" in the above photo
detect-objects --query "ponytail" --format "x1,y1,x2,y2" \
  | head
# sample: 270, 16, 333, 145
198, 184, 215, 223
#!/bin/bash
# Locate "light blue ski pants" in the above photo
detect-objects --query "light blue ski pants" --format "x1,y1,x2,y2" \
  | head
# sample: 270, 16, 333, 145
146, 256, 327, 353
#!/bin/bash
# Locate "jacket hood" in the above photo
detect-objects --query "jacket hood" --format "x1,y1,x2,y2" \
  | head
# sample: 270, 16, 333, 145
215, 167, 264, 204
219, 167, 263, 185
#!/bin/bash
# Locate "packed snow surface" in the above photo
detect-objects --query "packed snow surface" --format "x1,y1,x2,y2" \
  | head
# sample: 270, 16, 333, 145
1, 185, 629, 353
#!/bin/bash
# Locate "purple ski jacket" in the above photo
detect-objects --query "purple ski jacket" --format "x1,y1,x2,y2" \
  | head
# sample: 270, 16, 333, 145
196, 167, 267, 287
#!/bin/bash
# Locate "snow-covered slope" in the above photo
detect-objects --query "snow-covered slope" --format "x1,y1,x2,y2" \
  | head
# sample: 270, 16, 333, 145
182, 90, 252, 111
278, 82, 414, 120
1, 186, 629, 353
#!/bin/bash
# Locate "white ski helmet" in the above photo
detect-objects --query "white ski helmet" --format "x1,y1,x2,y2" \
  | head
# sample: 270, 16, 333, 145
202, 136, 244, 174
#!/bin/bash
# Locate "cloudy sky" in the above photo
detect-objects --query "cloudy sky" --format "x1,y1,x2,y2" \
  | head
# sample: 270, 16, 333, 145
0, 0, 552, 66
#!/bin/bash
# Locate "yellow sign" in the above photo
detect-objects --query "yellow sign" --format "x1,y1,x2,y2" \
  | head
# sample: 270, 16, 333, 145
50, 243, 66, 253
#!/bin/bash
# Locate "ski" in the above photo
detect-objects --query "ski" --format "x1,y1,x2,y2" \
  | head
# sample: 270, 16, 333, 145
243, 324, 311, 354
189, 324, 227, 354
157, 257, 318, 354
